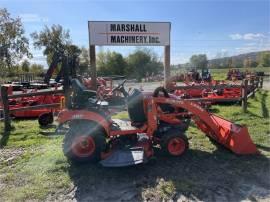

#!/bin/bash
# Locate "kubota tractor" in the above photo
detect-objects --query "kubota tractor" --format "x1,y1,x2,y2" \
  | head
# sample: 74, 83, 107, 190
57, 78, 258, 167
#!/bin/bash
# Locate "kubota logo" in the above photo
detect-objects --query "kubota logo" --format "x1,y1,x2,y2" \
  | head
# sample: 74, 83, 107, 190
72, 114, 83, 119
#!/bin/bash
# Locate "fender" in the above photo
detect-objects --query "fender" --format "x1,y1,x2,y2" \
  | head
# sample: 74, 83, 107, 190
57, 109, 111, 135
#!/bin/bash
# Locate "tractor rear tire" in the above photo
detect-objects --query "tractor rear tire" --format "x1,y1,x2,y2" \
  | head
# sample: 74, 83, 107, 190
160, 130, 189, 157
63, 121, 106, 163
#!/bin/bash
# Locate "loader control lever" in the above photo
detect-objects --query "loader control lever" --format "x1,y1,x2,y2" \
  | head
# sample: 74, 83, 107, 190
112, 79, 127, 92
112, 79, 129, 97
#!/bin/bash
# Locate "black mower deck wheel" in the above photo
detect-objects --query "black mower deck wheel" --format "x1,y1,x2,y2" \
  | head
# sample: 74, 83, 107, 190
38, 112, 53, 127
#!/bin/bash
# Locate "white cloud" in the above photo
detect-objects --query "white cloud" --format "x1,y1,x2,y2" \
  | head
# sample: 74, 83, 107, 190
235, 44, 270, 54
235, 47, 256, 52
243, 33, 265, 40
19, 13, 48, 23
229, 33, 265, 40
229, 33, 242, 40
245, 42, 257, 46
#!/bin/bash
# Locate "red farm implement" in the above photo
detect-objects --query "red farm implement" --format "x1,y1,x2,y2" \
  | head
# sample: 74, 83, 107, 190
173, 80, 243, 103
0, 86, 64, 126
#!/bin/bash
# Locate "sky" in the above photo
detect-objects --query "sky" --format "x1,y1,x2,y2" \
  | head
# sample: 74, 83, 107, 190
1, 0, 270, 67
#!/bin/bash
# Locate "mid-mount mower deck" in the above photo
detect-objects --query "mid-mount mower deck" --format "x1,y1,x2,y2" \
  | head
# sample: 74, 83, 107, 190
56, 79, 259, 167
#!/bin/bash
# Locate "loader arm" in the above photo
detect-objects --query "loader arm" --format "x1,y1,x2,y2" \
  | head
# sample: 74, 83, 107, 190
154, 97, 258, 154
44, 53, 62, 84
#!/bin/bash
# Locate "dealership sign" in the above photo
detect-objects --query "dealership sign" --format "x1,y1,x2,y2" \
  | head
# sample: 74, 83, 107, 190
88, 21, 170, 46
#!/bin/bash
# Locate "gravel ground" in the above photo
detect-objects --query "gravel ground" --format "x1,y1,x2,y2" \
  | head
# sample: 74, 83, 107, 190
47, 151, 270, 202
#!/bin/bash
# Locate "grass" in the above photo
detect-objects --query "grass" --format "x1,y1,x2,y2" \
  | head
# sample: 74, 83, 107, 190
0, 90, 269, 201
0, 121, 70, 201
1, 148, 70, 201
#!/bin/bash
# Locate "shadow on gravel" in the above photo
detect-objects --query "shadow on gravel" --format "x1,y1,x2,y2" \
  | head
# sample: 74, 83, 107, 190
0, 131, 10, 148
0, 123, 15, 148
256, 144, 270, 152
0, 117, 37, 147
260, 91, 269, 118
67, 149, 270, 201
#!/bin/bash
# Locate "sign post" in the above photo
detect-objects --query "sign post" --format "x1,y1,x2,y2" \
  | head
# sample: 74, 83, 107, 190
88, 21, 171, 89
89, 45, 97, 90
164, 45, 171, 89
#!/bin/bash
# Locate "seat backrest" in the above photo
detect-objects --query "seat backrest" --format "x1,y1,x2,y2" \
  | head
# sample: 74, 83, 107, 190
71, 79, 87, 93
70, 79, 97, 109
127, 89, 147, 123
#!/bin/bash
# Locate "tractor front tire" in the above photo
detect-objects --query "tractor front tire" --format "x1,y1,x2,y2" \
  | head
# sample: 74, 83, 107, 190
161, 130, 189, 157
63, 121, 106, 163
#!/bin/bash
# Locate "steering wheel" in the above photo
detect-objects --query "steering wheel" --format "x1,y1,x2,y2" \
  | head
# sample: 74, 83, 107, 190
153, 87, 175, 113
112, 79, 127, 92
153, 87, 170, 98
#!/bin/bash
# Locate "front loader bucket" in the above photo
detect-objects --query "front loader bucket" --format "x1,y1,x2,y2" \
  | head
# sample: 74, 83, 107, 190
209, 115, 259, 154
155, 98, 259, 155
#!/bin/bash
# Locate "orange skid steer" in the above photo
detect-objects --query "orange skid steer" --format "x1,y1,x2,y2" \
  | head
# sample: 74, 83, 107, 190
57, 80, 258, 167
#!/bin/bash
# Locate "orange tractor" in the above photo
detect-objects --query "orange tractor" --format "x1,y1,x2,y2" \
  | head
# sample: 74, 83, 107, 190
45, 52, 258, 167
57, 79, 258, 167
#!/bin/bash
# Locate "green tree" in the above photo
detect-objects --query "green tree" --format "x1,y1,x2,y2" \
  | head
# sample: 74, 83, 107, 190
258, 52, 270, 67
97, 51, 107, 74
189, 54, 208, 69
243, 56, 257, 68
30, 63, 44, 75
97, 51, 126, 76
31, 25, 82, 77
0, 8, 31, 71
21, 59, 30, 72
250, 61, 258, 68
31, 24, 71, 65
78, 47, 89, 74
126, 49, 163, 81
7, 64, 22, 77
227, 57, 233, 68
66, 44, 81, 57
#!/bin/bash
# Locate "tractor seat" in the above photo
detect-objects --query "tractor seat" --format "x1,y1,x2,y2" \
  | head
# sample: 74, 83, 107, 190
127, 89, 147, 124
71, 79, 97, 98
71, 79, 97, 108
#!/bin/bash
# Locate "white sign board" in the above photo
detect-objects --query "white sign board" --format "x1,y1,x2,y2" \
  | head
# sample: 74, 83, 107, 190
88, 21, 170, 46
